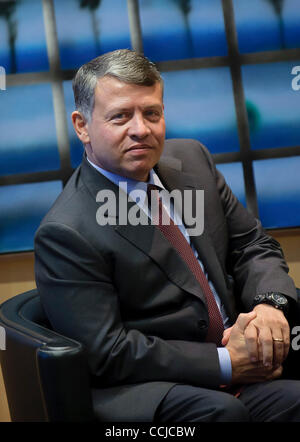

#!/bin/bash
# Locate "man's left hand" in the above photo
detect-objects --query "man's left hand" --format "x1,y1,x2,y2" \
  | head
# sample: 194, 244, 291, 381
244, 304, 290, 368
222, 304, 290, 368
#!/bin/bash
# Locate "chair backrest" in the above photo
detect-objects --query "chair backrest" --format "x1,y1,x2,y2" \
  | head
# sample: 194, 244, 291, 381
0, 289, 94, 422
17, 289, 51, 327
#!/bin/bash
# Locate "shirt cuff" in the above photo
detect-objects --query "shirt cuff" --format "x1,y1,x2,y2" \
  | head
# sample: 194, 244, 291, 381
217, 347, 232, 385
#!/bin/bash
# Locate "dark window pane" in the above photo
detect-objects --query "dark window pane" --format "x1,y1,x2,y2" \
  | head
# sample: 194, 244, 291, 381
163, 68, 240, 153
253, 156, 300, 228
0, 0, 49, 73
216, 162, 246, 207
0, 180, 62, 253
242, 61, 300, 150
233, 0, 300, 53
0, 83, 60, 175
140, 0, 227, 62
54, 0, 131, 70
63, 80, 84, 168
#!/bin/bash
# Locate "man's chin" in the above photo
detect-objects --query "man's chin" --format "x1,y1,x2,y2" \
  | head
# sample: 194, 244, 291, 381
121, 166, 151, 182
122, 159, 158, 182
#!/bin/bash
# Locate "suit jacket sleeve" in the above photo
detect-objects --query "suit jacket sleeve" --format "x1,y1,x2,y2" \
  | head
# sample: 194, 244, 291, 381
199, 142, 297, 311
35, 221, 221, 388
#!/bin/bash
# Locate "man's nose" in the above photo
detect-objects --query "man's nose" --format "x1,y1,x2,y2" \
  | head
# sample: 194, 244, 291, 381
128, 114, 151, 138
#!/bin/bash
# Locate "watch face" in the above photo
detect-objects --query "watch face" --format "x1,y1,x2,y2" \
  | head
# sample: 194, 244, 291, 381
271, 293, 287, 305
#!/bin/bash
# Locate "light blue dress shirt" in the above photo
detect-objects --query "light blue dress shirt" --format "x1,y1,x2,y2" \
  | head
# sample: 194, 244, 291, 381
87, 158, 232, 384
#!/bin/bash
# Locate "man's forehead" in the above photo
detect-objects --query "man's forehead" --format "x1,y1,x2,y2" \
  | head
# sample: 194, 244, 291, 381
95, 76, 162, 96
93, 77, 163, 109
95, 75, 125, 90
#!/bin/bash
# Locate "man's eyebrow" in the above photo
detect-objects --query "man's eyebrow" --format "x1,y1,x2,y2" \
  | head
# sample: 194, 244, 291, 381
106, 103, 162, 116
143, 104, 163, 111
105, 107, 132, 117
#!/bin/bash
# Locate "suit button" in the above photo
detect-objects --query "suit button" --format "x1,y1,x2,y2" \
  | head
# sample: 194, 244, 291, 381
198, 320, 207, 329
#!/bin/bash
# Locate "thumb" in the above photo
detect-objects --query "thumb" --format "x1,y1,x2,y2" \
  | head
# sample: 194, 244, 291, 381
235, 311, 257, 333
221, 326, 232, 346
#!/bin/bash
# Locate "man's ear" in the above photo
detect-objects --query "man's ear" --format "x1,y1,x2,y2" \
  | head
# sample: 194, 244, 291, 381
71, 111, 90, 144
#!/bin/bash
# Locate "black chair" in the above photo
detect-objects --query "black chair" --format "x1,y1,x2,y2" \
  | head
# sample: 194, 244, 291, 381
1, 288, 300, 422
0, 289, 94, 422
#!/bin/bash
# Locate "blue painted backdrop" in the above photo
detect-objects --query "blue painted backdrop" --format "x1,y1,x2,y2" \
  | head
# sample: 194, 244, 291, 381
0, 0, 300, 252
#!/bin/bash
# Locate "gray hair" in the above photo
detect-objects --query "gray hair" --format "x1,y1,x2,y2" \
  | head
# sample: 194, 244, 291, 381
72, 49, 163, 122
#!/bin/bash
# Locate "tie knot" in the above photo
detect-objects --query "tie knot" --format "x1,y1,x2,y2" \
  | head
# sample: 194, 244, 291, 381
147, 183, 160, 193
147, 184, 161, 201
146, 184, 162, 220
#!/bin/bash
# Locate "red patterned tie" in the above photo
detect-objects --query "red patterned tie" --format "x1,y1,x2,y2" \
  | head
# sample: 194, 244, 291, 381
147, 184, 224, 346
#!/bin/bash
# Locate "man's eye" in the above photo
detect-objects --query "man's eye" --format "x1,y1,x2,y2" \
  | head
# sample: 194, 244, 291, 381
145, 110, 161, 120
112, 113, 127, 120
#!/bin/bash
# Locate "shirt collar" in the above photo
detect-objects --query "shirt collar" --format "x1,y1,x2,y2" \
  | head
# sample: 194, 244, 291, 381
86, 157, 165, 206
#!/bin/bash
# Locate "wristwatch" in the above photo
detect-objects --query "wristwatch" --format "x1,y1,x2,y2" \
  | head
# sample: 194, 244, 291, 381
252, 292, 289, 316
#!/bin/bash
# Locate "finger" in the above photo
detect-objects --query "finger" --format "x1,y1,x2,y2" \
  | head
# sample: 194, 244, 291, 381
272, 320, 290, 365
266, 365, 283, 381
244, 323, 259, 362
236, 311, 257, 333
272, 333, 285, 367
257, 338, 264, 363
221, 336, 229, 347
221, 327, 232, 346
258, 327, 273, 367
282, 324, 290, 361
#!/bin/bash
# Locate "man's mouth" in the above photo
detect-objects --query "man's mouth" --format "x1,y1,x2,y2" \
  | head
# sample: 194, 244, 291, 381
126, 144, 153, 152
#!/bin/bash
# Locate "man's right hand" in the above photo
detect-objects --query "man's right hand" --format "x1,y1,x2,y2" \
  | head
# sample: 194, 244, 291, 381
225, 311, 283, 384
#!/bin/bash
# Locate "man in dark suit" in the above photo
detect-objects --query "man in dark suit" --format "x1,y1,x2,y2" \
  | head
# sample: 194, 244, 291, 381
35, 49, 300, 422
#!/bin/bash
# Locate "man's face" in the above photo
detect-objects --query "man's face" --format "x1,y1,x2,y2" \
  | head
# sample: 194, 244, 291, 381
74, 76, 166, 182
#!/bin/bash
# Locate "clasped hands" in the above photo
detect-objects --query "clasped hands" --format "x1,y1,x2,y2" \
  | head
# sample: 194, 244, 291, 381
222, 304, 290, 384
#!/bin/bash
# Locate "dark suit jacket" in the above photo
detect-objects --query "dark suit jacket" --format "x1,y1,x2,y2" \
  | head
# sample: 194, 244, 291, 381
34, 139, 297, 421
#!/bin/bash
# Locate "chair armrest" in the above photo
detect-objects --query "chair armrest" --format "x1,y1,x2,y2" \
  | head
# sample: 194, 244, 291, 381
0, 291, 94, 422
